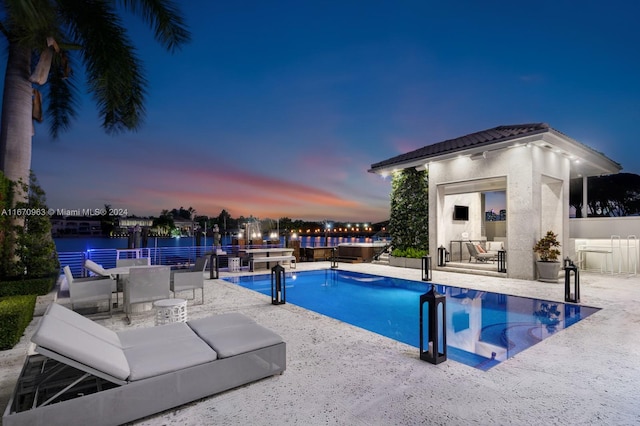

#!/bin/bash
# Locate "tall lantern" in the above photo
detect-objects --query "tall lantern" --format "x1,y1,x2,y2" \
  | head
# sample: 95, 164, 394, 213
271, 264, 286, 305
564, 257, 580, 303
422, 256, 432, 281
419, 286, 447, 364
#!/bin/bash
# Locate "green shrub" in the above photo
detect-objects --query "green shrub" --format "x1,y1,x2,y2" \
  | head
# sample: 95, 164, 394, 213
0, 274, 57, 297
0, 295, 37, 350
391, 247, 428, 258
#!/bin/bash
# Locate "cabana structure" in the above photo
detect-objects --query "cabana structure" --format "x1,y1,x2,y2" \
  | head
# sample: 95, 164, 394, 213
369, 123, 621, 280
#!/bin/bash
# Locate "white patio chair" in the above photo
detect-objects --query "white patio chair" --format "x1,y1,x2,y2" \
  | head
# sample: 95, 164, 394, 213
171, 256, 208, 304
124, 266, 171, 323
63, 265, 113, 317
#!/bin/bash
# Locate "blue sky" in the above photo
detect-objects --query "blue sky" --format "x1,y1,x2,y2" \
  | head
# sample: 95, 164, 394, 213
15, 0, 640, 222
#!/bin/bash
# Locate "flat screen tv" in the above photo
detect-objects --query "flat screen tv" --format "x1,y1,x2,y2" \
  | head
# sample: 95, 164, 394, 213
453, 205, 469, 221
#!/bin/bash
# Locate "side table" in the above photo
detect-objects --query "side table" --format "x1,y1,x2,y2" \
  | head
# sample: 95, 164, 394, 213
154, 298, 188, 325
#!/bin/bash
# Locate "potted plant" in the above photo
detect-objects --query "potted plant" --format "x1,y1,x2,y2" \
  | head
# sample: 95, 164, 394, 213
533, 230, 561, 282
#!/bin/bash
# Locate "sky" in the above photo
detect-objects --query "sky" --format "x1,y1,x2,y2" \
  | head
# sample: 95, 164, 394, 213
10, 0, 640, 223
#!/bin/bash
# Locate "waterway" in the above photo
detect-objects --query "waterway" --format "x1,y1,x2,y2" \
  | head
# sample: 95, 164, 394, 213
53, 235, 379, 253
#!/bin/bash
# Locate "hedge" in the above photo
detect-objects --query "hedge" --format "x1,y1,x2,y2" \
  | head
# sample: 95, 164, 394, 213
0, 274, 57, 297
0, 295, 37, 350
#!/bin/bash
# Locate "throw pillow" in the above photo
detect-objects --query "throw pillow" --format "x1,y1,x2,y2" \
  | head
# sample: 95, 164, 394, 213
476, 244, 486, 253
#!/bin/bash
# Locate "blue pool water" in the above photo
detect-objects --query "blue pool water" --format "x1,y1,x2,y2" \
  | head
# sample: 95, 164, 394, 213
223, 270, 600, 370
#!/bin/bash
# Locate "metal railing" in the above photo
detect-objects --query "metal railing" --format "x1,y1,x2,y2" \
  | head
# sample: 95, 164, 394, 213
59, 244, 282, 277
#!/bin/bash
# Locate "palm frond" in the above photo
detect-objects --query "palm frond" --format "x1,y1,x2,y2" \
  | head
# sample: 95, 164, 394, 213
119, 0, 191, 52
58, 0, 146, 133
45, 51, 78, 138
2, 0, 58, 47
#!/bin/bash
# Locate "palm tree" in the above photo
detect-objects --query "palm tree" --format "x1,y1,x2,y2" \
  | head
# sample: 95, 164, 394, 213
0, 0, 190, 188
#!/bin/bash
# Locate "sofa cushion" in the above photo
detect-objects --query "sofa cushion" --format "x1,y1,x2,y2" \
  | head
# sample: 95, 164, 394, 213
487, 241, 504, 252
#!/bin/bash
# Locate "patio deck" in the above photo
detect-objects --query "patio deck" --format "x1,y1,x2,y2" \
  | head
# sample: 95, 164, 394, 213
1, 262, 639, 425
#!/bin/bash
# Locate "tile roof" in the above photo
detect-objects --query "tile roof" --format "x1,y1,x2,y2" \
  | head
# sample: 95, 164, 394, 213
370, 123, 550, 171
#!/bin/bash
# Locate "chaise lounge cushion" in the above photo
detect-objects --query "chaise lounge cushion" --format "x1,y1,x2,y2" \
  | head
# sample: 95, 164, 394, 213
31, 312, 131, 381
122, 323, 217, 381
188, 314, 283, 358
45, 302, 121, 346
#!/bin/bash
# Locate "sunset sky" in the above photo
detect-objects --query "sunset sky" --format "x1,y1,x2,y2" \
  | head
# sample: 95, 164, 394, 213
13, 1, 640, 222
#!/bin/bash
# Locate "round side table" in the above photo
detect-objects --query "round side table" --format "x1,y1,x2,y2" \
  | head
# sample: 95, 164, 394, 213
154, 298, 187, 325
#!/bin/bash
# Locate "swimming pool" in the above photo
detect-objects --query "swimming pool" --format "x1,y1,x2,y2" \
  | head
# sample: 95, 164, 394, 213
223, 270, 600, 370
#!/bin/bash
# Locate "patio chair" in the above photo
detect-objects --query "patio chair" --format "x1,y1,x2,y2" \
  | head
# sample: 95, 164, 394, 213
85, 259, 119, 305
171, 256, 208, 304
124, 266, 171, 323
465, 242, 497, 263
3, 302, 286, 426
63, 265, 113, 317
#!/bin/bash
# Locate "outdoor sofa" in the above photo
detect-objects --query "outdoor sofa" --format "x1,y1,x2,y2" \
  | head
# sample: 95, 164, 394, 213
3, 303, 286, 426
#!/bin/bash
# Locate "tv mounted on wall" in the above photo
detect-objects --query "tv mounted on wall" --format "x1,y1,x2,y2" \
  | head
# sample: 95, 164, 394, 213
453, 205, 469, 221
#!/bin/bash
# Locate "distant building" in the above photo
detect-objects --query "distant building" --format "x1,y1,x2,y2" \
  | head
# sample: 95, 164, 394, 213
50, 216, 102, 236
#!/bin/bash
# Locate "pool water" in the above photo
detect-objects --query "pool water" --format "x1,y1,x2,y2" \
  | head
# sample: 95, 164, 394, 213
223, 270, 600, 370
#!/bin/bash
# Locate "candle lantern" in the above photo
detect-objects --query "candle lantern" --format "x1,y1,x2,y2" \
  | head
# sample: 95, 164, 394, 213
209, 252, 219, 279
422, 256, 432, 281
564, 257, 580, 303
271, 264, 286, 305
419, 286, 447, 364
437, 246, 448, 267
497, 250, 507, 273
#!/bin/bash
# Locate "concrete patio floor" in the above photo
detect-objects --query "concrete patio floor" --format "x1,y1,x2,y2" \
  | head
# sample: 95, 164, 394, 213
2, 262, 640, 425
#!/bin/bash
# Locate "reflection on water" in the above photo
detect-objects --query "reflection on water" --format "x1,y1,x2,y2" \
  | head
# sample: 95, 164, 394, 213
225, 270, 600, 371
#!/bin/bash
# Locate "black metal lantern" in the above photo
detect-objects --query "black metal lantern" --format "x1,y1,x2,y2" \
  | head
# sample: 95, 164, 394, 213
421, 256, 432, 281
209, 252, 220, 279
497, 250, 507, 273
437, 246, 448, 267
331, 247, 338, 269
419, 286, 447, 364
271, 264, 286, 305
564, 257, 580, 303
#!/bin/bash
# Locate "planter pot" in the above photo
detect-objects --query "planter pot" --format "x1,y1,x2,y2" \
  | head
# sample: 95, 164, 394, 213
389, 256, 422, 269
389, 256, 405, 268
404, 257, 423, 269
536, 261, 561, 283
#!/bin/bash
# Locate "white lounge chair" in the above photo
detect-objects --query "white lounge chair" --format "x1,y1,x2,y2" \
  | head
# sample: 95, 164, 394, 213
465, 242, 497, 263
3, 303, 286, 426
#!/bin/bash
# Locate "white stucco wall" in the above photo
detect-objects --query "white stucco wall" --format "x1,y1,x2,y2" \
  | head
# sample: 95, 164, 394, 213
429, 142, 571, 280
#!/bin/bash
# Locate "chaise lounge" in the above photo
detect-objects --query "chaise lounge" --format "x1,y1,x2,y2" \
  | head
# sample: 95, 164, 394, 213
465, 242, 497, 263
3, 303, 286, 426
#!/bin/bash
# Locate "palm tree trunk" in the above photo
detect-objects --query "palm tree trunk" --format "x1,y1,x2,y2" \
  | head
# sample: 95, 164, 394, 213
0, 43, 33, 189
